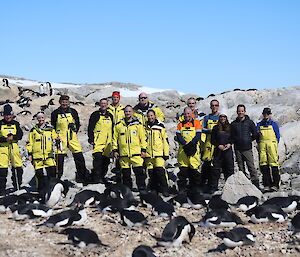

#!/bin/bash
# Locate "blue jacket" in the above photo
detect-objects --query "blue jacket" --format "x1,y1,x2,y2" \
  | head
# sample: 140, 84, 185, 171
256, 119, 280, 143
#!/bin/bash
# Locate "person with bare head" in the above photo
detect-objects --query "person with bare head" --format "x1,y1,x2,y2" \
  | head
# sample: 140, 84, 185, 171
0, 104, 23, 194
178, 97, 205, 122
51, 95, 89, 183
231, 104, 259, 188
112, 105, 147, 191
201, 99, 220, 192
133, 92, 165, 126
26, 112, 58, 191
88, 98, 113, 183
176, 107, 202, 192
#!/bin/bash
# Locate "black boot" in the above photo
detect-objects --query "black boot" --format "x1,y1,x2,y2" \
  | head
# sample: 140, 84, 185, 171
271, 166, 280, 190
35, 169, 44, 192
208, 167, 221, 193
260, 165, 271, 189
121, 168, 132, 189
73, 152, 89, 183
155, 167, 169, 196
0, 168, 8, 196
133, 167, 146, 191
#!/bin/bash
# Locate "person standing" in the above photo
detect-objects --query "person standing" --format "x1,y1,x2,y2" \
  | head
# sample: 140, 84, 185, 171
201, 99, 220, 187
133, 92, 165, 126
145, 110, 169, 196
51, 95, 89, 183
112, 105, 147, 191
210, 114, 234, 193
177, 97, 205, 122
107, 91, 125, 125
88, 98, 113, 183
0, 104, 23, 194
176, 107, 202, 192
231, 105, 259, 187
26, 112, 58, 192
257, 108, 280, 191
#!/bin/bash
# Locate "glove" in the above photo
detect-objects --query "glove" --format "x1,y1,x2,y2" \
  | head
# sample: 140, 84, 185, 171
183, 142, 197, 157
68, 123, 77, 132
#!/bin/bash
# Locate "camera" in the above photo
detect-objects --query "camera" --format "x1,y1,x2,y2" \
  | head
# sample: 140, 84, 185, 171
68, 123, 76, 131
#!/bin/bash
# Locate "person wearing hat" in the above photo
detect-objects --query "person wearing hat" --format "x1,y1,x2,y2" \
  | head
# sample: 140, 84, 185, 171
133, 92, 165, 127
0, 104, 24, 194
112, 105, 147, 191
257, 107, 280, 191
108, 91, 125, 125
210, 113, 234, 193
176, 107, 202, 192
26, 112, 58, 192
88, 98, 113, 183
51, 95, 89, 183
231, 104, 259, 188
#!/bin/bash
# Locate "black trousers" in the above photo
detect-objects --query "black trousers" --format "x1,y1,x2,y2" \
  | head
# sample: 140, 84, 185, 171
0, 168, 8, 195
148, 167, 168, 193
177, 167, 202, 192
0, 167, 23, 193
92, 152, 110, 182
122, 166, 146, 190
35, 166, 56, 192
209, 148, 234, 191
260, 165, 280, 188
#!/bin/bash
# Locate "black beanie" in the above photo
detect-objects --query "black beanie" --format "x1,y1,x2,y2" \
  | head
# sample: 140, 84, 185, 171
3, 104, 13, 116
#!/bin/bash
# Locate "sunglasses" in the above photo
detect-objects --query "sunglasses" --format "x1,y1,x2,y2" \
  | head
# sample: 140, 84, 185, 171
139, 97, 148, 100
219, 115, 227, 118
211, 104, 219, 107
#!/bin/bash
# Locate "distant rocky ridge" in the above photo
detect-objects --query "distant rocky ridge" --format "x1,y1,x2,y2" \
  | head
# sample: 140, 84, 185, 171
0, 76, 300, 188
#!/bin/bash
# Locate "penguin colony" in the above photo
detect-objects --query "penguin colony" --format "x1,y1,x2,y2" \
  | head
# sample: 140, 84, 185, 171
0, 79, 300, 255
0, 179, 300, 256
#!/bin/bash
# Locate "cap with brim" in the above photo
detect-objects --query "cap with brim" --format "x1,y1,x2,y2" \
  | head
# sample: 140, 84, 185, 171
262, 108, 272, 115
3, 104, 14, 116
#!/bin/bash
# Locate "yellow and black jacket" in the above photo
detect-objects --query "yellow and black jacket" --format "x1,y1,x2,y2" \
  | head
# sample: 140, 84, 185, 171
112, 118, 147, 157
107, 104, 125, 125
145, 120, 169, 158
0, 119, 23, 144
88, 110, 113, 155
26, 124, 58, 160
133, 101, 165, 126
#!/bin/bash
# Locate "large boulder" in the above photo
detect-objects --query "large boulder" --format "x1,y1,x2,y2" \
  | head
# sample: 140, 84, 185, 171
221, 171, 263, 204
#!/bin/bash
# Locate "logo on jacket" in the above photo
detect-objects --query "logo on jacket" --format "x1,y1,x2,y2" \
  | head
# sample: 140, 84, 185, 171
132, 131, 137, 135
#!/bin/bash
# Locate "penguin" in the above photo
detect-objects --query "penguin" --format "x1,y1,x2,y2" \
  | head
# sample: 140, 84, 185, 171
235, 196, 259, 211
17, 110, 32, 116
199, 209, 244, 227
246, 204, 288, 223
97, 197, 136, 213
104, 183, 136, 202
289, 213, 300, 235
120, 209, 148, 227
39, 204, 87, 227
262, 196, 299, 213
67, 190, 103, 207
0, 195, 25, 213
132, 245, 157, 257
60, 228, 108, 248
207, 195, 229, 211
42, 178, 69, 207
216, 227, 255, 248
186, 190, 207, 209
168, 193, 190, 208
152, 201, 176, 217
151, 216, 195, 247
9, 203, 52, 220
2, 78, 9, 88
139, 190, 163, 208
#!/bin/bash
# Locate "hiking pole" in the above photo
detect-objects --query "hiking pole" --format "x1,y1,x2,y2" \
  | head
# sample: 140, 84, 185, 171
9, 142, 20, 191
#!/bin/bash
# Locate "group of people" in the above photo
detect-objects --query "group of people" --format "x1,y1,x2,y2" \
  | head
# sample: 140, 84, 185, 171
0, 91, 280, 196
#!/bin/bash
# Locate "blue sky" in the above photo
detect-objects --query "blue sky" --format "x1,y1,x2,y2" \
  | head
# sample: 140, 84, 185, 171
1, 1, 299, 96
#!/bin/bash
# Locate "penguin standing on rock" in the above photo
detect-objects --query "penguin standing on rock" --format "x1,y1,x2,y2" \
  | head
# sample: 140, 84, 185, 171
120, 209, 148, 227
151, 216, 195, 247
38, 204, 87, 227
235, 196, 259, 211
60, 228, 108, 248
216, 227, 255, 248
132, 245, 157, 257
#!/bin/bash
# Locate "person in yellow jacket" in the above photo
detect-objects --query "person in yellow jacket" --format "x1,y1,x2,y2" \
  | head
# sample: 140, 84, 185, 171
145, 110, 169, 196
176, 107, 202, 192
257, 108, 280, 191
26, 112, 58, 192
0, 104, 23, 195
88, 98, 113, 183
51, 95, 89, 183
133, 92, 165, 126
201, 99, 220, 189
112, 105, 147, 191
107, 91, 125, 125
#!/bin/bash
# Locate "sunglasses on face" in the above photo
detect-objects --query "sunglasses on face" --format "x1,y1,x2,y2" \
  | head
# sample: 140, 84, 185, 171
139, 97, 147, 100
211, 104, 219, 107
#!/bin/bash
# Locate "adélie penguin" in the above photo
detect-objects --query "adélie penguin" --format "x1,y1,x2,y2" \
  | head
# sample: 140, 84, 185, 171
9, 203, 52, 220
216, 227, 255, 248
41, 178, 69, 207
235, 196, 259, 211
152, 200, 176, 218
289, 213, 300, 235
67, 190, 103, 207
60, 228, 108, 248
199, 209, 243, 227
38, 204, 87, 227
120, 209, 148, 227
132, 245, 157, 257
151, 216, 195, 247
246, 204, 287, 223
262, 196, 299, 213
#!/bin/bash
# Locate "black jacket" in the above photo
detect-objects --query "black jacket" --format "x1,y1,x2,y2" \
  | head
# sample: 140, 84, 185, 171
230, 115, 257, 151
211, 125, 232, 146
